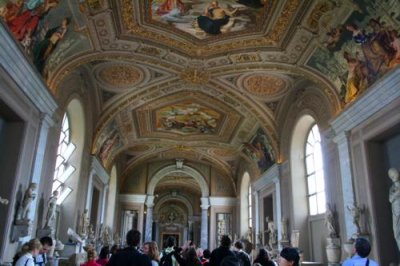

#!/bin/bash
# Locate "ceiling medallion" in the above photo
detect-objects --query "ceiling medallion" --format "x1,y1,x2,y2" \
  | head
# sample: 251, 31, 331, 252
97, 64, 143, 89
243, 74, 287, 97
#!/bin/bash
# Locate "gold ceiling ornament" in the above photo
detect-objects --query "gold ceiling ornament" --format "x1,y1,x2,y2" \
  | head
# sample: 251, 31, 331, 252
120, 0, 301, 57
180, 68, 210, 85
129, 144, 151, 153
244, 75, 287, 96
98, 64, 143, 88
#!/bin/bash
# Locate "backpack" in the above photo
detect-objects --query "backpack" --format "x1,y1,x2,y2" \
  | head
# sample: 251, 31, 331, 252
160, 250, 173, 266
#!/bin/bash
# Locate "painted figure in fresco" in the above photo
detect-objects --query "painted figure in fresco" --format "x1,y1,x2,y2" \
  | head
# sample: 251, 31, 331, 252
388, 29, 400, 69
4, 0, 59, 42
156, 0, 186, 16
33, 17, 70, 74
197, 1, 238, 35
99, 130, 120, 163
343, 51, 369, 103
388, 168, 400, 251
244, 129, 274, 172
236, 0, 264, 8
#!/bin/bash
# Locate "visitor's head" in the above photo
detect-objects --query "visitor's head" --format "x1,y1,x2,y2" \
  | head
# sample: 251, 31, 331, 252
220, 235, 231, 248
99, 246, 110, 259
87, 248, 97, 261
203, 249, 211, 259
143, 241, 160, 261
354, 237, 371, 258
279, 247, 299, 266
234, 241, 243, 250
166, 236, 175, 247
257, 248, 270, 261
110, 244, 118, 255
126, 230, 141, 247
40, 236, 53, 254
25, 239, 43, 256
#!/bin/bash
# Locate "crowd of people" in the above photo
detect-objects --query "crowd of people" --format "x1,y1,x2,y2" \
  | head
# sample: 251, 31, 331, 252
12, 230, 378, 266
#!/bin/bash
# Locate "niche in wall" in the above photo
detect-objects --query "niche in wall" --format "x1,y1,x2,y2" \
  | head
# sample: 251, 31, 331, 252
90, 187, 100, 232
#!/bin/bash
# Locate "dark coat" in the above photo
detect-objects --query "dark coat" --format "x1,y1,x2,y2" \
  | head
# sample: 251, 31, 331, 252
107, 246, 152, 266
209, 247, 235, 266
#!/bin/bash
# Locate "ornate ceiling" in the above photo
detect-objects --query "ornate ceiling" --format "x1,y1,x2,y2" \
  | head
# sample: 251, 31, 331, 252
4, 0, 399, 184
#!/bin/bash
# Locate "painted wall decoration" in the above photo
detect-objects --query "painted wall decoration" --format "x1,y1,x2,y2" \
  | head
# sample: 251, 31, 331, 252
0, 0, 91, 78
307, 0, 400, 104
155, 102, 221, 134
149, 0, 268, 39
95, 120, 124, 167
243, 128, 275, 173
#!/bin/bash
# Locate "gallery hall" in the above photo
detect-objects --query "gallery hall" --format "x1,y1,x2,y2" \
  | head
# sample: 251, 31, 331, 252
0, 0, 399, 265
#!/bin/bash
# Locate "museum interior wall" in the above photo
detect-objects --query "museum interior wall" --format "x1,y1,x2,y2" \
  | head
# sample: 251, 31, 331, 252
1, 0, 400, 265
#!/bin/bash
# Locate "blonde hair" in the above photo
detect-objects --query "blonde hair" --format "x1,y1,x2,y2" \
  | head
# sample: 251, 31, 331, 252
144, 241, 160, 262
21, 238, 42, 253
87, 248, 97, 261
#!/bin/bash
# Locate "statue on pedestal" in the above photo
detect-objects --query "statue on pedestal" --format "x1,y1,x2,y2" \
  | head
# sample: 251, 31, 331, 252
44, 190, 59, 230
0, 196, 9, 205
347, 203, 363, 235
388, 168, 400, 251
79, 209, 90, 238
325, 204, 337, 238
267, 218, 277, 249
15, 183, 37, 224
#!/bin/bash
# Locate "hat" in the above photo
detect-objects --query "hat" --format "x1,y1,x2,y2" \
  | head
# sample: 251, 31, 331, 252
280, 247, 300, 265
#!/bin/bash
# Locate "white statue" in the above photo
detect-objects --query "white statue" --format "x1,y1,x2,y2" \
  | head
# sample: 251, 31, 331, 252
0, 196, 9, 205
325, 204, 337, 238
101, 225, 112, 245
113, 231, 121, 245
281, 217, 288, 241
347, 203, 362, 235
67, 227, 83, 243
388, 168, 400, 251
45, 190, 59, 229
267, 219, 277, 248
79, 209, 90, 238
16, 183, 37, 223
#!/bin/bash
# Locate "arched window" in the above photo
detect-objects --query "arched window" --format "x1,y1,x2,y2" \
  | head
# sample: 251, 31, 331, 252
52, 113, 76, 204
305, 124, 326, 215
248, 184, 252, 229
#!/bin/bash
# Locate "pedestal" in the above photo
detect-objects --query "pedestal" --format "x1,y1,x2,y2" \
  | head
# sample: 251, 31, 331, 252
11, 224, 31, 242
326, 237, 341, 265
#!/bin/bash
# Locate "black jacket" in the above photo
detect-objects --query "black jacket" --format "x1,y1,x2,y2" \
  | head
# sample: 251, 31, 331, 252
209, 246, 235, 266
107, 246, 152, 266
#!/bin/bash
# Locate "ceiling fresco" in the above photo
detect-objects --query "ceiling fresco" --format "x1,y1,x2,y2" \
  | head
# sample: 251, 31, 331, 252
1, 0, 400, 180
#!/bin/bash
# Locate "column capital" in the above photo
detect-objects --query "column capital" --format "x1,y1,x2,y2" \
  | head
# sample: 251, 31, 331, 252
146, 195, 155, 208
200, 197, 210, 209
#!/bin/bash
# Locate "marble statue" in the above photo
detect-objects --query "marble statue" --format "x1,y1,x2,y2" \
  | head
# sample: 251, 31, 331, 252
347, 203, 362, 235
267, 219, 277, 248
101, 225, 112, 246
325, 204, 337, 238
113, 231, 121, 245
79, 209, 90, 238
281, 217, 288, 241
388, 168, 400, 251
16, 183, 37, 224
0, 196, 9, 205
45, 190, 59, 229
67, 227, 83, 243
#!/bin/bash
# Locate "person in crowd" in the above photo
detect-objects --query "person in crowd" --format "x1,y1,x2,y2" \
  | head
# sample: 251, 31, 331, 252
107, 230, 152, 266
35, 236, 53, 266
233, 241, 251, 266
278, 248, 299, 266
173, 247, 202, 266
143, 241, 160, 266
209, 235, 235, 266
342, 238, 379, 266
110, 245, 119, 257
81, 248, 101, 266
96, 246, 110, 266
253, 248, 275, 266
160, 236, 177, 266
14, 239, 42, 266
201, 249, 211, 266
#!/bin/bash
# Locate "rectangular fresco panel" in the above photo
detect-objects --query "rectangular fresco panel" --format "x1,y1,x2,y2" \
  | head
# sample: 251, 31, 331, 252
243, 128, 275, 173
307, 0, 400, 104
155, 102, 221, 134
95, 120, 123, 167
149, 0, 267, 39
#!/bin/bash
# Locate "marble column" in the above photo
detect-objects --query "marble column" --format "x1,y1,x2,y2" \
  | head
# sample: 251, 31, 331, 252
200, 197, 210, 249
188, 219, 193, 240
253, 190, 260, 246
145, 195, 155, 242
